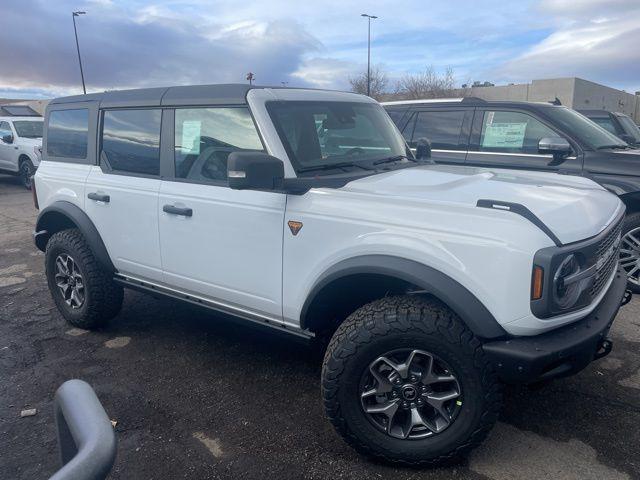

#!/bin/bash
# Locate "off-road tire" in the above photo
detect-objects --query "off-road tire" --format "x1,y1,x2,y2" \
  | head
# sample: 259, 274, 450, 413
19, 157, 34, 190
322, 295, 502, 466
622, 212, 640, 293
45, 228, 123, 328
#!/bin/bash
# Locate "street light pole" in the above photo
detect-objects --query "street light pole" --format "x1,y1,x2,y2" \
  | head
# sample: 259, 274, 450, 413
72, 11, 87, 94
361, 13, 377, 97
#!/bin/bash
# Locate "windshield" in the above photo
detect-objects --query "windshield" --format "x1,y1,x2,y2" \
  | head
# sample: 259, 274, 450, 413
267, 101, 409, 174
544, 107, 627, 149
13, 120, 43, 138
618, 115, 640, 143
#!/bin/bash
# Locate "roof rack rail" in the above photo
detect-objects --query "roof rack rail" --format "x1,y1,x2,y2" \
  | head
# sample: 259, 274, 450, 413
381, 96, 486, 106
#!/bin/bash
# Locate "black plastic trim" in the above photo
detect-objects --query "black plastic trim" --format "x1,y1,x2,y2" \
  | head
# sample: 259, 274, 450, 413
477, 199, 563, 246
34, 201, 115, 273
530, 206, 625, 318
483, 267, 626, 384
300, 255, 507, 340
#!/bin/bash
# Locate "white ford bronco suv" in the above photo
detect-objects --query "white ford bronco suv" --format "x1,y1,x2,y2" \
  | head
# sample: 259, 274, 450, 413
0, 105, 43, 189
33, 84, 628, 466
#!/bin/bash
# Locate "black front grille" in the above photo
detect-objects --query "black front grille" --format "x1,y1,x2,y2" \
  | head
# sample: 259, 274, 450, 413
588, 219, 622, 297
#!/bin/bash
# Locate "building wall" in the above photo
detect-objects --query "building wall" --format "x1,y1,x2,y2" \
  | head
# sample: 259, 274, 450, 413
457, 77, 640, 122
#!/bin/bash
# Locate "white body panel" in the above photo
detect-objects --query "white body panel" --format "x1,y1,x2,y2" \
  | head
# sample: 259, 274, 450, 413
158, 181, 286, 318
32, 160, 90, 211
84, 167, 163, 281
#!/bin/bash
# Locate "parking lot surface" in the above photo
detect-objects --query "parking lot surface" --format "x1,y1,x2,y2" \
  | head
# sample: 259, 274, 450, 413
1, 175, 639, 480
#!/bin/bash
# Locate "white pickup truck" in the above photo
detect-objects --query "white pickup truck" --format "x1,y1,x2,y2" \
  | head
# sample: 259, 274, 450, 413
0, 113, 43, 189
32, 84, 628, 466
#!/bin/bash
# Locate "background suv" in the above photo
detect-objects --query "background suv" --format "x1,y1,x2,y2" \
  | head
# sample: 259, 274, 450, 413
384, 98, 640, 291
578, 109, 640, 148
0, 106, 43, 189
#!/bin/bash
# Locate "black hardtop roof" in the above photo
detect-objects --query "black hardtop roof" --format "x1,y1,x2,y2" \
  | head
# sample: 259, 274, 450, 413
49, 83, 254, 108
48, 83, 350, 109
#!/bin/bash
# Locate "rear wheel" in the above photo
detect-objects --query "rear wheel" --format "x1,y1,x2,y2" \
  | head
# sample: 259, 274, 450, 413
322, 296, 502, 466
620, 212, 640, 293
19, 158, 34, 190
45, 229, 123, 329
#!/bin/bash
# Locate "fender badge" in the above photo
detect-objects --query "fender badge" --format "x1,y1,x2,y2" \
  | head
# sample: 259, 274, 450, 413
288, 220, 303, 236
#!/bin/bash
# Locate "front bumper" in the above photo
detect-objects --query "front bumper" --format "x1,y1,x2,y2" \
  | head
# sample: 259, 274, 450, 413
482, 267, 627, 384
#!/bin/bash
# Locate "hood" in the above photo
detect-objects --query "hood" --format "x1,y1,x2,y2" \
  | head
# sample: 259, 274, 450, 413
341, 164, 622, 245
16, 136, 42, 147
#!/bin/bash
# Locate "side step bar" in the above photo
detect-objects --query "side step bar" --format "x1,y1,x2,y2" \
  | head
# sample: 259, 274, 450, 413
113, 275, 315, 342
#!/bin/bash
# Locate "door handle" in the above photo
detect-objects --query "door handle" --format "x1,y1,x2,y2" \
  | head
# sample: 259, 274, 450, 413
163, 204, 193, 217
87, 192, 110, 203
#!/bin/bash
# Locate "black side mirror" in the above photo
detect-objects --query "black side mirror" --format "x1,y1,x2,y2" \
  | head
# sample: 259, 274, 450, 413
228, 152, 285, 191
538, 137, 572, 157
415, 137, 432, 160
2, 134, 13, 144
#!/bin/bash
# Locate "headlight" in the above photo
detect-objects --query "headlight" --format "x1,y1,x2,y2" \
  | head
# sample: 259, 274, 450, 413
552, 254, 583, 309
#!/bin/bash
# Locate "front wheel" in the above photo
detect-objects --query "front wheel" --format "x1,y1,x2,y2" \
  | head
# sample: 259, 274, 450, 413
322, 296, 502, 466
19, 158, 35, 190
621, 212, 640, 293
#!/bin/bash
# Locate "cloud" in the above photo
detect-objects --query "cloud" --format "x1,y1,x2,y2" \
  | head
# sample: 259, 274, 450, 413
0, 0, 321, 95
497, 0, 640, 91
1, 0, 639, 98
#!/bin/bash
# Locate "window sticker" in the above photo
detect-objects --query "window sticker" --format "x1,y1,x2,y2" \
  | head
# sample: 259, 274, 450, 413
482, 122, 527, 149
181, 120, 201, 154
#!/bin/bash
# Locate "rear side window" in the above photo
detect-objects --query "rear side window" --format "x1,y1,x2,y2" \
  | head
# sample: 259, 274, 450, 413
47, 109, 89, 159
174, 107, 263, 182
101, 109, 161, 176
479, 110, 558, 154
410, 110, 466, 150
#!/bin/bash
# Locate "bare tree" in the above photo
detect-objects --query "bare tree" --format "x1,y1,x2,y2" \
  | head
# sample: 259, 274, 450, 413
349, 66, 389, 100
394, 66, 456, 100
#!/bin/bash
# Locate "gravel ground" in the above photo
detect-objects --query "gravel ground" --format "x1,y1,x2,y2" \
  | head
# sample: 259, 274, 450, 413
1, 175, 639, 480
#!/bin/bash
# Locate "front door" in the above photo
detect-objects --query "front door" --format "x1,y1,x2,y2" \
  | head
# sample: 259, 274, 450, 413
465, 109, 583, 174
158, 106, 286, 319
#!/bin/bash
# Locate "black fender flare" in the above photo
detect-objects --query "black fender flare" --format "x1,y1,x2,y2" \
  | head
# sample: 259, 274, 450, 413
300, 255, 507, 340
34, 201, 115, 273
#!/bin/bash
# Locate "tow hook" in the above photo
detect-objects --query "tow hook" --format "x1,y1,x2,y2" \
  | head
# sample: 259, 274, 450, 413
594, 338, 613, 360
621, 289, 633, 307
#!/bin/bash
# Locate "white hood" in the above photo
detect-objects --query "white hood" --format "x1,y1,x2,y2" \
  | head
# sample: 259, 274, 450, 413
17, 137, 42, 147
340, 164, 623, 244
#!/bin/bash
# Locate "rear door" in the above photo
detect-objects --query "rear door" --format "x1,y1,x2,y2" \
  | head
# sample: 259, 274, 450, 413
158, 106, 286, 320
466, 108, 583, 174
84, 108, 163, 281
403, 107, 472, 164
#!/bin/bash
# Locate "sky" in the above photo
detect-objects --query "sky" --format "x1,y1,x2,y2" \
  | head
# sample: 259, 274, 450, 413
0, 0, 639, 99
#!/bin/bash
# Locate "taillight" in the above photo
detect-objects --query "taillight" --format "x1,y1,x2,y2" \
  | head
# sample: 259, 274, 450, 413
32, 175, 39, 210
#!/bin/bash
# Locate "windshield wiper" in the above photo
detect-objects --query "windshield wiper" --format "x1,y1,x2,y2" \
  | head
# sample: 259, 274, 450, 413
373, 155, 417, 166
297, 161, 373, 174
596, 144, 629, 150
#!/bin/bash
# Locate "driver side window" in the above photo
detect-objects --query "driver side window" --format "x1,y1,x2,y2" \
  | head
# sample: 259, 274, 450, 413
0, 121, 12, 141
174, 107, 264, 183
479, 110, 560, 155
